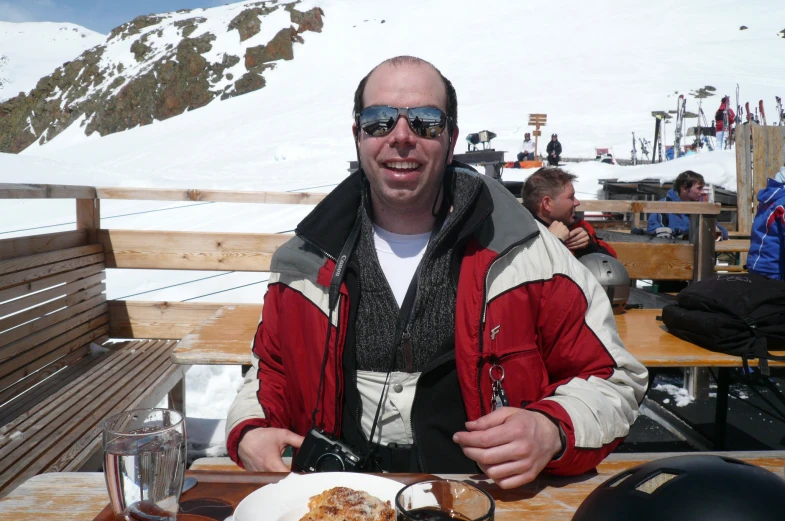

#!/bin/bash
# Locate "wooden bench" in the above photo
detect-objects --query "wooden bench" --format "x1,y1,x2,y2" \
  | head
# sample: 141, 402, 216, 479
0, 233, 187, 499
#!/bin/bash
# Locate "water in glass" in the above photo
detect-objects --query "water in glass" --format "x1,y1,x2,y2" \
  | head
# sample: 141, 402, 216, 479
103, 409, 186, 521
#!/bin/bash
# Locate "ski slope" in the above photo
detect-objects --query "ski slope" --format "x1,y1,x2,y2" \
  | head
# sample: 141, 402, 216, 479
1, 0, 784, 428
0, 21, 104, 102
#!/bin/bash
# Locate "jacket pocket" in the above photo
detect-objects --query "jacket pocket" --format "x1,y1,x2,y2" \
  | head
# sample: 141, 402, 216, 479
476, 344, 547, 413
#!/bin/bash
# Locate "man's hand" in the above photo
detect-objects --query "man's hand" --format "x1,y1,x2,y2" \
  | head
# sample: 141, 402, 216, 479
237, 427, 304, 472
453, 408, 563, 489
564, 227, 590, 251
548, 221, 570, 242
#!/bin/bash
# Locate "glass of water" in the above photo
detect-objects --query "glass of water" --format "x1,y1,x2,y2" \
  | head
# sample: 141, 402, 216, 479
103, 408, 187, 521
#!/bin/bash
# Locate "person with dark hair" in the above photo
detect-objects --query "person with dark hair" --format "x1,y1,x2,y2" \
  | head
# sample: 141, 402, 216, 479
646, 170, 728, 240
546, 133, 562, 165
224, 56, 646, 487
522, 167, 617, 258
517, 132, 535, 161
715, 96, 735, 150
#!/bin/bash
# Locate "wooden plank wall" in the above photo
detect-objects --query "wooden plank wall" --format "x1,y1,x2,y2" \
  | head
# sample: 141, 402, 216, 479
0, 246, 108, 403
736, 125, 785, 232
108, 301, 223, 339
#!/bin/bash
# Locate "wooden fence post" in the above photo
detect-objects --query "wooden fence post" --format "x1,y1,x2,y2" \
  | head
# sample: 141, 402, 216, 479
690, 214, 716, 283
76, 198, 100, 244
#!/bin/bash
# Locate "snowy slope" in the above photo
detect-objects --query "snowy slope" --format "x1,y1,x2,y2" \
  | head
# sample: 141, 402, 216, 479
18, 0, 785, 172
0, 21, 104, 102
2, 0, 785, 423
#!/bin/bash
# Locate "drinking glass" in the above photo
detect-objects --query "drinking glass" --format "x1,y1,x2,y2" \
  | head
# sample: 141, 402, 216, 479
396, 479, 495, 521
103, 408, 187, 521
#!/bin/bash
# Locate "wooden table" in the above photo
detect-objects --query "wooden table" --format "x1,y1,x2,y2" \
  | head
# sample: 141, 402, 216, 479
172, 304, 261, 365
1, 452, 782, 521
172, 305, 785, 369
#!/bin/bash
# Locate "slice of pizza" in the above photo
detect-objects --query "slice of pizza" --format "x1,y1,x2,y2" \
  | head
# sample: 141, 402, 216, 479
299, 486, 394, 521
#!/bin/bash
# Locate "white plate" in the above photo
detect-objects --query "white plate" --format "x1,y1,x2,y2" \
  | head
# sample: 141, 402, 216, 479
232, 472, 404, 521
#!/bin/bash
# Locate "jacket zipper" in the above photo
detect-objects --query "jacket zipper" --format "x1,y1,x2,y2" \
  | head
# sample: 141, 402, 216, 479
477, 231, 540, 417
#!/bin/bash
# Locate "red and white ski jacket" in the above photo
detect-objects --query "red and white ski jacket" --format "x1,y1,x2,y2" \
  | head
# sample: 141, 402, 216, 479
226, 167, 648, 475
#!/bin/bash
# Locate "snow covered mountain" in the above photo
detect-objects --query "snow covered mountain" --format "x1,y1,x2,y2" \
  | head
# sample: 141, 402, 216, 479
0, 21, 104, 103
0, 1, 323, 153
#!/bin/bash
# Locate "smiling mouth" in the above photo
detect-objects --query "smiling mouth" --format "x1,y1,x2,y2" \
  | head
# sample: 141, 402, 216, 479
383, 161, 421, 172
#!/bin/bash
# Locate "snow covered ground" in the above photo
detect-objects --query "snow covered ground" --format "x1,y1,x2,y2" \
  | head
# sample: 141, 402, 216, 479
2, 0, 785, 453
0, 21, 104, 102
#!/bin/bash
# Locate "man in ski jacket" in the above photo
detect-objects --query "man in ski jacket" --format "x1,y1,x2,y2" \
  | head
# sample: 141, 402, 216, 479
517, 132, 536, 161
715, 96, 735, 150
647, 170, 729, 240
546, 133, 562, 166
225, 56, 647, 488
747, 167, 785, 280
522, 167, 617, 259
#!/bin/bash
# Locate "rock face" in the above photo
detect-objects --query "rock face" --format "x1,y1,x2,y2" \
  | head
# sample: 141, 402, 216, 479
0, 1, 325, 153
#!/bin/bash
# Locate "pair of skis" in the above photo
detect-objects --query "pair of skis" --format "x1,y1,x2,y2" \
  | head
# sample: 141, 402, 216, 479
673, 95, 686, 158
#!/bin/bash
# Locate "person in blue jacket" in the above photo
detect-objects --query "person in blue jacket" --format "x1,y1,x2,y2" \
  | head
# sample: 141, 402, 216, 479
647, 170, 728, 240
747, 167, 785, 280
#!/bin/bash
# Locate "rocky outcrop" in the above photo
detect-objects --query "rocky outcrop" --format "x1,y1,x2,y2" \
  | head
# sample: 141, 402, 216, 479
0, 1, 324, 153
228, 4, 277, 42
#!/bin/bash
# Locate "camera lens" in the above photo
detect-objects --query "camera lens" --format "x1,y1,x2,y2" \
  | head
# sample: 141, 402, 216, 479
315, 453, 345, 472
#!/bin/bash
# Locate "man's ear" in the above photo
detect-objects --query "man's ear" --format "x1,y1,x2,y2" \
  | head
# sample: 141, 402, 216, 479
352, 122, 359, 142
446, 125, 459, 164
542, 195, 553, 213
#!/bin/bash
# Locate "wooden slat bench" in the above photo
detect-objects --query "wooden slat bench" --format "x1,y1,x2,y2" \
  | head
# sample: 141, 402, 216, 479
0, 237, 187, 499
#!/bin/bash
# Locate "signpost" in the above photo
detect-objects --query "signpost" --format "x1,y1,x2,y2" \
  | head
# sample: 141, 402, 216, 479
528, 113, 547, 158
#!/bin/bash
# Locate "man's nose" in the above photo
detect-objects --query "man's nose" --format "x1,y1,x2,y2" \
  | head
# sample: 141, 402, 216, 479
574, 197, 581, 207
389, 115, 415, 144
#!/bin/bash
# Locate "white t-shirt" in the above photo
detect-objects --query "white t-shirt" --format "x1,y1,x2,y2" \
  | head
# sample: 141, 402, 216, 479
356, 225, 430, 445
372, 224, 429, 307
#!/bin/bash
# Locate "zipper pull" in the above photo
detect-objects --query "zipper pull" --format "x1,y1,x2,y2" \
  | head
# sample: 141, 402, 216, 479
403, 328, 413, 373
489, 363, 509, 411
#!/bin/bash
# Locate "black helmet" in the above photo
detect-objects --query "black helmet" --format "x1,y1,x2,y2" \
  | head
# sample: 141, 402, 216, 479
578, 253, 630, 314
572, 455, 785, 521
552, 133, 558, 137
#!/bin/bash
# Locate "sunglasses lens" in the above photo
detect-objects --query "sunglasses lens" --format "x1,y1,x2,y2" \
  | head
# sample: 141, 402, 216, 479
407, 107, 447, 138
359, 106, 448, 138
359, 106, 400, 137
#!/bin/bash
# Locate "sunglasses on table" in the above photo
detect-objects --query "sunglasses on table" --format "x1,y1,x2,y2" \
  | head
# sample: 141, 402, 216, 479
355, 106, 450, 138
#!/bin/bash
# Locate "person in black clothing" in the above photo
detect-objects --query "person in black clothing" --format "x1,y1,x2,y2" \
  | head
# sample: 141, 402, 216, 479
546, 133, 562, 166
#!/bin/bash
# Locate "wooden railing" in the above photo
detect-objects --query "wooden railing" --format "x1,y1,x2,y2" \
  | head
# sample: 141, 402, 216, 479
0, 182, 726, 338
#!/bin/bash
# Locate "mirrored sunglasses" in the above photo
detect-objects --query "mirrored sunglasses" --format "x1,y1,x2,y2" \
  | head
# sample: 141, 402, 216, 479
356, 105, 449, 138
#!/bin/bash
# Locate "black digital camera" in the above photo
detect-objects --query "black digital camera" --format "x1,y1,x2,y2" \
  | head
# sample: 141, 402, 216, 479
292, 428, 364, 472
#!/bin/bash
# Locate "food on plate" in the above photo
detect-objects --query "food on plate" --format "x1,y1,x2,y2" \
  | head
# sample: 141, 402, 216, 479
299, 486, 394, 521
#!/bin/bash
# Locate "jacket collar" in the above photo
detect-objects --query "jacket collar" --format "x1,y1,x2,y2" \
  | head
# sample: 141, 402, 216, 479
295, 161, 493, 260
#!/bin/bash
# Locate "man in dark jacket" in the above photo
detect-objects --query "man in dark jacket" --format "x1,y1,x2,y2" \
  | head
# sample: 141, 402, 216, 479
225, 56, 647, 489
522, 167, 617, 258
546, 133, 562, 165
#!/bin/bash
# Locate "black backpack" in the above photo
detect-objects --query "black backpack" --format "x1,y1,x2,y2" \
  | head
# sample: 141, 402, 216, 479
661, 274, 785, 374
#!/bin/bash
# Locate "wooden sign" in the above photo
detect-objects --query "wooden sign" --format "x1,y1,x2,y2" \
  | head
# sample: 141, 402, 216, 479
528, 113, 548, 157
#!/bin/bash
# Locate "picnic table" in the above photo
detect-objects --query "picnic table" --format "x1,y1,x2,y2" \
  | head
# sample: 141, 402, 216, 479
0, 452, 782, 521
